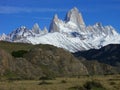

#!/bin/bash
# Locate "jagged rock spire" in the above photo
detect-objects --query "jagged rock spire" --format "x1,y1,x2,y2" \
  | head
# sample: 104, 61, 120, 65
49, 14, 60, 32
43, 26, 48, 34
32, 23, 41, 34
53, 14, 59, 22
65, 7, 85, 26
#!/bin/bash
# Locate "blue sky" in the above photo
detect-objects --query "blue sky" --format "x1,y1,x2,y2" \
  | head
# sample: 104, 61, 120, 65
0, 0, 120, 34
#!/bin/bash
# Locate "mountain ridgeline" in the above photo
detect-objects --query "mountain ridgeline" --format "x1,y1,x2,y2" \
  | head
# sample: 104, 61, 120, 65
0, 41, 119, 80
73, 44, 120, 66
0, 41, 88, 79
0, 7, 120, 52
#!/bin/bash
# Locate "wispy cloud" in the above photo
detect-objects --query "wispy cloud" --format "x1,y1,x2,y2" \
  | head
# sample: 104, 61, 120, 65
0, 6, 67, 14
33, 17, 52, 20
81, 3, 120, 13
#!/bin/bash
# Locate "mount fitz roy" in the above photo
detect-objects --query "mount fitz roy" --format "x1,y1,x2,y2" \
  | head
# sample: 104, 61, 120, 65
0, 7, 120, 52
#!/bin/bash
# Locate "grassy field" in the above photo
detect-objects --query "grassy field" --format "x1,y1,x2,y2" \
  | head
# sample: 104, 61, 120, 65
0, 75, 120, 90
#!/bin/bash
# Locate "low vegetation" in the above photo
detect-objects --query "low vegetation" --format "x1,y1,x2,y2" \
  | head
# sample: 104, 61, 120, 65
68, 85, 84, 90
0, 75, 120, 90
12, 50, 28, 58
68, 80, 106, 90
38, 80, 53, 85
83, 81, 106, 90
39, 76, 55, 80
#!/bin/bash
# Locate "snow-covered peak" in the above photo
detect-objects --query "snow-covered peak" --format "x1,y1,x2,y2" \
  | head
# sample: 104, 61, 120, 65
32, 23, 41, 34
53, 14, 59, 22
1, 7, 120, 52
49, 14, 62, 32
9, 26, 33, 41
0, 33, 8, 41
43, 27, 48, 34
65, 7, 85, 26
94, 22, 102, 27
20, 26, 26, 29
1, 33, 6, 37
49, 7, 87, 34
104, 25, 119, 36
36, 27, 48, 35
13, 26, 28, 33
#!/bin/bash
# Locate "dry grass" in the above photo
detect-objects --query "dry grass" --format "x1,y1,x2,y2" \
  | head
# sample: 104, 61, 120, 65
0, 75, 120, 90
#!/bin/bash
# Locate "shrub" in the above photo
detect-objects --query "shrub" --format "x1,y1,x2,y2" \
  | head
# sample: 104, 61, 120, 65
5, 70, 18, 78
12, 50, 28, 57
83, 81, 106, 90
61, 80, 67, 83
8, 77, 22, 81
109, 81, 116, 85
108, 78, 120, 81
39, 76, 55, 80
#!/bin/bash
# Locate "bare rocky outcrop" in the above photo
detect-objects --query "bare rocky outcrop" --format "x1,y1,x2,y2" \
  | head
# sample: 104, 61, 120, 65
65, 7, 85, 26
49, 14, 61, 32
32, 23, 41, 34
0, 49, 15, 75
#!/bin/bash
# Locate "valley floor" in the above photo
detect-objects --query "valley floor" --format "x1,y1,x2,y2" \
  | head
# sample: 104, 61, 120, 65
0, 75, 120, 90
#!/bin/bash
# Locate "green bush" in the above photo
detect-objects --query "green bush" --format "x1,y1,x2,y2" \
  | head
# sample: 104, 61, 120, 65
12, 50, 28, 57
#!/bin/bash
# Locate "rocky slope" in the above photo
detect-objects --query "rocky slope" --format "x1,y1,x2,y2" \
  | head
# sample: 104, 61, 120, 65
73, 44, 120, 67
0, 42, 119, 80
24, 45, 88, 77
0, 42, 88, 79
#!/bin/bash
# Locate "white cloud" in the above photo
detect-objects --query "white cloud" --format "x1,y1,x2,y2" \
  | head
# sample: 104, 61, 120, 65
0, 6, 67, 14
33, 17, 52, 20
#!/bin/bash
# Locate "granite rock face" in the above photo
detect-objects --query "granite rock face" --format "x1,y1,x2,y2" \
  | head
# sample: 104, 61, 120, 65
65, 7, 85, 26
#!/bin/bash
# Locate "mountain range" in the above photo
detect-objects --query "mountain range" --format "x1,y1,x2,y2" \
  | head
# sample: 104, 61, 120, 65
0, 7, 120, 79
0, 7, 120, 52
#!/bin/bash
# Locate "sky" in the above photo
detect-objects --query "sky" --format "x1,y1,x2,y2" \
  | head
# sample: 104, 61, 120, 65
0, 0, 120, 34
